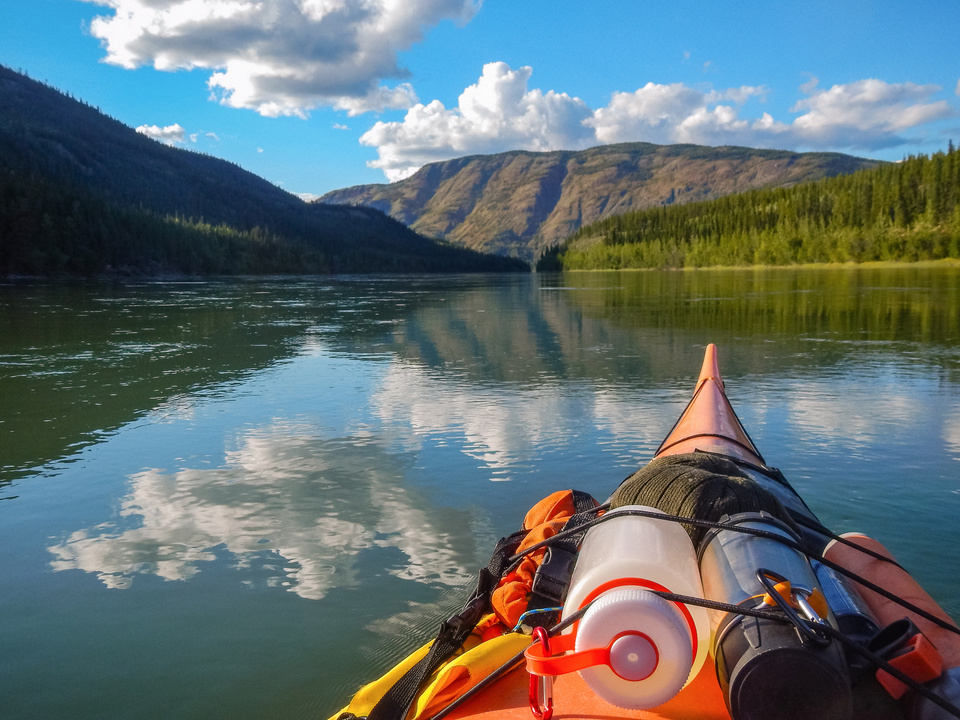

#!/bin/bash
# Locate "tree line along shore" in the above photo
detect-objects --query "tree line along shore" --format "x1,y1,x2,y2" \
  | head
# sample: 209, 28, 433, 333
538, 145, 960, 271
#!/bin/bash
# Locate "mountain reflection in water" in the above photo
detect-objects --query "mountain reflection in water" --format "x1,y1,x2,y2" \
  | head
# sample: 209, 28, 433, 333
1, 270, 958, 720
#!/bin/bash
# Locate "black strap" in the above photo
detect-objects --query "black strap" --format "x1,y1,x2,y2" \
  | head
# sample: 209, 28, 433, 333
363, 529, 527, 720
570, 488, 600, 515
525, 490, 599, 619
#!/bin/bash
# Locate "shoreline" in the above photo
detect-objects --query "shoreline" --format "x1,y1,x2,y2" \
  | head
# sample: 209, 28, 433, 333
555, 258, 960, 272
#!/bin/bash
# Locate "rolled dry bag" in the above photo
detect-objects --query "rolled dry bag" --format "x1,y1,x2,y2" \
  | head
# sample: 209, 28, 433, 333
824, 533, 960, 720
822, 533, 960, 670
698, 512, 853, 720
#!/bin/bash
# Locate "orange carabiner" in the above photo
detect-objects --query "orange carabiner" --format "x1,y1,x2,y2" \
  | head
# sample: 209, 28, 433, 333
528, 627, 554, 720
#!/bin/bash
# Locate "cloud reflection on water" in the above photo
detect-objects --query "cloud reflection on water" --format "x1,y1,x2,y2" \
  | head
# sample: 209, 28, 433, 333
786, 379, 922, 452
48, 421, 474, 599
371, 361, 674, 482
944, 410, 960, 459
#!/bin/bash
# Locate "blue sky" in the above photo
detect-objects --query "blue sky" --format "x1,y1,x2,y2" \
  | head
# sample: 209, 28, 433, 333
3, 1, 959, 199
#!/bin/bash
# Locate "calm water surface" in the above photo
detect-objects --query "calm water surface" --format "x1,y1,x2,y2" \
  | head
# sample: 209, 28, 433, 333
2, 268, 959, 719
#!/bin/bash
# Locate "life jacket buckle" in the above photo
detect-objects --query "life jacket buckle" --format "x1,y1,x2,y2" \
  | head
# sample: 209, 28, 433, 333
531, 545, 577, 606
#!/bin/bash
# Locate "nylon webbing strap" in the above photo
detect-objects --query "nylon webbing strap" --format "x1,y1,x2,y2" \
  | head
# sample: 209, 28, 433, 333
570, 489, 599, 516
527, 490, 598, 613
363, 529, 526, 720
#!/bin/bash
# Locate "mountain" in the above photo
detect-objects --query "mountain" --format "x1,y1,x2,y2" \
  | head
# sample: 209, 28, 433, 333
319, 143, 880, 262
0, 65, 526, 275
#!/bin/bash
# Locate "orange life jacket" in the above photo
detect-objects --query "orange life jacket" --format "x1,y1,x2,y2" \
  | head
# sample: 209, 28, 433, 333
491, 489, 599, 629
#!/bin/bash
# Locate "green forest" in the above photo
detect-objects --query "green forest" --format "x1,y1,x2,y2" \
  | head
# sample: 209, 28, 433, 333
0, 65, 527, 277
1, 170, 331, 275
0, 169, 526, 276
538, 145, 960, 270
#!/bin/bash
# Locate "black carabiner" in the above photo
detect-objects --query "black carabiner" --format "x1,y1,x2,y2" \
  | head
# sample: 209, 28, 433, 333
756, 568, 831, 647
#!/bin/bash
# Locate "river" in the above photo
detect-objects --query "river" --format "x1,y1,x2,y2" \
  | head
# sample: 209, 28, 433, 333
1, 268, 958, 719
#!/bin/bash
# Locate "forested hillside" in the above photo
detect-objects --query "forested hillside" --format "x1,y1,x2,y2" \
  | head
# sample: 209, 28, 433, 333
539, 145, 960, 270
0, 65, 526, 276
321, 143, 877, 261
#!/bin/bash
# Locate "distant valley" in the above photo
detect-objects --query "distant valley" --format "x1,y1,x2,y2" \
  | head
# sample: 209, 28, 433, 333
3, 62, 903, 276
320, 143, 879, 261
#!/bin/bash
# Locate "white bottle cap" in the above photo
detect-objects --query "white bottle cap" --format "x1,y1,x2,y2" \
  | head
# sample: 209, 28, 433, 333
575, 586, 694, 709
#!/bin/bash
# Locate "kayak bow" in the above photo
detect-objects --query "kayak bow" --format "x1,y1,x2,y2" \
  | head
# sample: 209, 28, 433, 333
655, 344, 764, 466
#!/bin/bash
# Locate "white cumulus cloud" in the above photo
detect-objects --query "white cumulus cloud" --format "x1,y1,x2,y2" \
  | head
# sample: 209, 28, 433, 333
136, 122, 187, 144
138, 124, 221, 145
360, 65, 958, 181
361, 62, 595, 181
787, 78, 956, 149
586, 82, 770, 146
83, 0, 480, 117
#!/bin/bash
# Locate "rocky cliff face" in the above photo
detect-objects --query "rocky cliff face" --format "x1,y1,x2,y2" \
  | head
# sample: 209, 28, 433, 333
320, 143, 878, 261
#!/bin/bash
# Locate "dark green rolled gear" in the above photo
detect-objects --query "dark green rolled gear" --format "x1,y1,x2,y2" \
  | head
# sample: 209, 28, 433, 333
609, 452, 799, 547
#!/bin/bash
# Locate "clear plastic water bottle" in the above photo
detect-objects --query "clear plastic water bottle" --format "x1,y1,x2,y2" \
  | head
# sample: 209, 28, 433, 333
561, 505, 711, 708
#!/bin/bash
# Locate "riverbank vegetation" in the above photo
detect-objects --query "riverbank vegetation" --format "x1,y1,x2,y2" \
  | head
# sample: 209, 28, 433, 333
538, 145, 960, 270
1, 171, 328, 276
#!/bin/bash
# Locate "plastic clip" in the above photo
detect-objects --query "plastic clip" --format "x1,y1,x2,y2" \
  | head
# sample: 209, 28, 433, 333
531, 546, 577, 606
528, 627, 554, 720
869, 618, 944, 699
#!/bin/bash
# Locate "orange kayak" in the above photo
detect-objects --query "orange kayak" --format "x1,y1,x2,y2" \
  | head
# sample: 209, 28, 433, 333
443, 345, 750, 720
654, 343, 764, 467
331, 344, 960, 720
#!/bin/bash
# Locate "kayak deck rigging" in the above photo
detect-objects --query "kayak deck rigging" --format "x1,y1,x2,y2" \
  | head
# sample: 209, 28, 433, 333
331, 344, 960, 720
